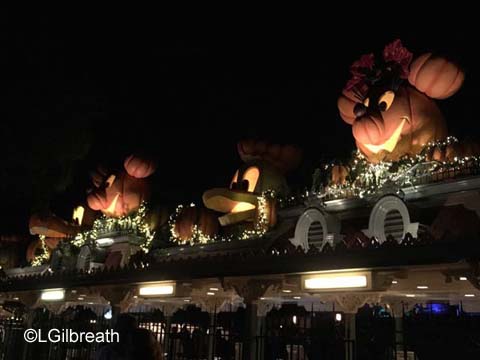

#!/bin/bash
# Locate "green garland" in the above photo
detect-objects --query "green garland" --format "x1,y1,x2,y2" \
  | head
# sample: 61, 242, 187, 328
72, 202, 155, 253
169, 190, 275, 246
34, 137, 479, 263
279, 137, 480, 205
31, 235, 50, 267
326, 137, 479, 199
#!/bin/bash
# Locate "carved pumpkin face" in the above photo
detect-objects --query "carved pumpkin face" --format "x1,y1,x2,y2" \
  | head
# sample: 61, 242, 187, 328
87, 171, 150, 217
338, 40, 464, 163
87, 155, 155, 217
29, 214, 79, 238
203, 161, 286, 226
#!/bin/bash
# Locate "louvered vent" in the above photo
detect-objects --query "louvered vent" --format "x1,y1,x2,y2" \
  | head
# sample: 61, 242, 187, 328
384, 210, 404, 241
76, 246, 91, 271
308, 221, 324, 247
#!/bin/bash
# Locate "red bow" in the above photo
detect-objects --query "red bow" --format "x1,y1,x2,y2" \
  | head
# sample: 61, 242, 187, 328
344, 40, 413, 93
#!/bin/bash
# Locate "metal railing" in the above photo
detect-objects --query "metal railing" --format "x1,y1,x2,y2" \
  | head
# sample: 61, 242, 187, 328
2, 306, 480, 359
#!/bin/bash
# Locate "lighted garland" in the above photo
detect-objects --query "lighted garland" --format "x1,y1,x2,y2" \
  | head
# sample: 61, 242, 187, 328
168, 204, 217, 245
31, 235, 50, 267
72, 202, 155, 253
321, 136, 480, 200
278, 137, 480, 205
169, 190, 275, 246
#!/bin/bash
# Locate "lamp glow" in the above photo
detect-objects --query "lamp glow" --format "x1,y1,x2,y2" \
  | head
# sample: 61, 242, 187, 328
41, 289, 65, 301
96, 238, 115, 246
304, 273, 368, 290
460, 277, 468, 281
104, 309, 112, 320
139, 284, 174, 296
465, 294, 476, 297
335, 313, 342, 322
72, 206, 85, 226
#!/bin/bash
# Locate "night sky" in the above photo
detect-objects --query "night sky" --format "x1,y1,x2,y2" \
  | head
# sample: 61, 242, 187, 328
0, 15, 478, 234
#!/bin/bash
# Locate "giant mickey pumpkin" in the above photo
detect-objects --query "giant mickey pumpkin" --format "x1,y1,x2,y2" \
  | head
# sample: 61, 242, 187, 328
338, 39, 464, 163
173, 141, 301, 239
29, 213, 79, 238
27, 213, 81, 261
87, 155, 156, 217
202, 140, 301, 227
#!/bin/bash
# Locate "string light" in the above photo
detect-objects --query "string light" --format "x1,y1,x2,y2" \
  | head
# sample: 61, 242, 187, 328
31, 235, 50, 266
170, 191, 275, 246
280, 137, 480, 203
33, 137, 479, 263
72, 202, 155, 253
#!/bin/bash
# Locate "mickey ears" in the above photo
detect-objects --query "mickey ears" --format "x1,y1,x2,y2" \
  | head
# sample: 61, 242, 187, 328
408, 53, 464, 99
237, 140, 303, 173
124, 154, 156, 178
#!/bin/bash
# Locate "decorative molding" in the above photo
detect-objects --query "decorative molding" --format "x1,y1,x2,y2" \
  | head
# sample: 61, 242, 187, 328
196, 297, 229, 313
363, 195, 419, 243
222, 278, 282, 303
161, 303, 182, 317
256, 300, 281, 317
99, 285, 133, 309
289, 207, 341, 251
334, 293, 381, 313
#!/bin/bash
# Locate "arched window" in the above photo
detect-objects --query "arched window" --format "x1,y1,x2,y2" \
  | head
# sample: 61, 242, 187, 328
366, 195, 419, 243
290, 208, 340, 251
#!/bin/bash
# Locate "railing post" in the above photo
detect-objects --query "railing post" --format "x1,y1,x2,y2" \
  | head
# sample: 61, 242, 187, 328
207, 306, 216, 360
163, 315, 172, 358
244, 302, 258, 360
255, 316, 265, 360
344, 313, 356, 360
394, 314, 405, 360
221, 277, 282, 360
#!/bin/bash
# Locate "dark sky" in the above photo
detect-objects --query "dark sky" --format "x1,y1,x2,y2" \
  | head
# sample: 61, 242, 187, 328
0, 15, 478, 234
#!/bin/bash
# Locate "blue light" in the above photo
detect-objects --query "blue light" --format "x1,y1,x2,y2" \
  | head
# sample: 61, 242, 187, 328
430, 303, 448, 314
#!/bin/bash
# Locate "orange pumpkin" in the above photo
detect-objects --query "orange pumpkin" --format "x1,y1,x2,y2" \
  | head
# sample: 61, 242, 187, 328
44, 237, 60, 250
29, 214, 79, 238
408, 53, 464, 100
425, 141, 480, 162
87, 154, 155, 217
331, 165, 349, 185
124, 155, 156, 179
338, 40, 463, 163
174, 206, 219, 241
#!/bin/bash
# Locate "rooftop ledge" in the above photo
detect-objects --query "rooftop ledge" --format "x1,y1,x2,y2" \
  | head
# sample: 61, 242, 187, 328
318, 175, 480, 213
